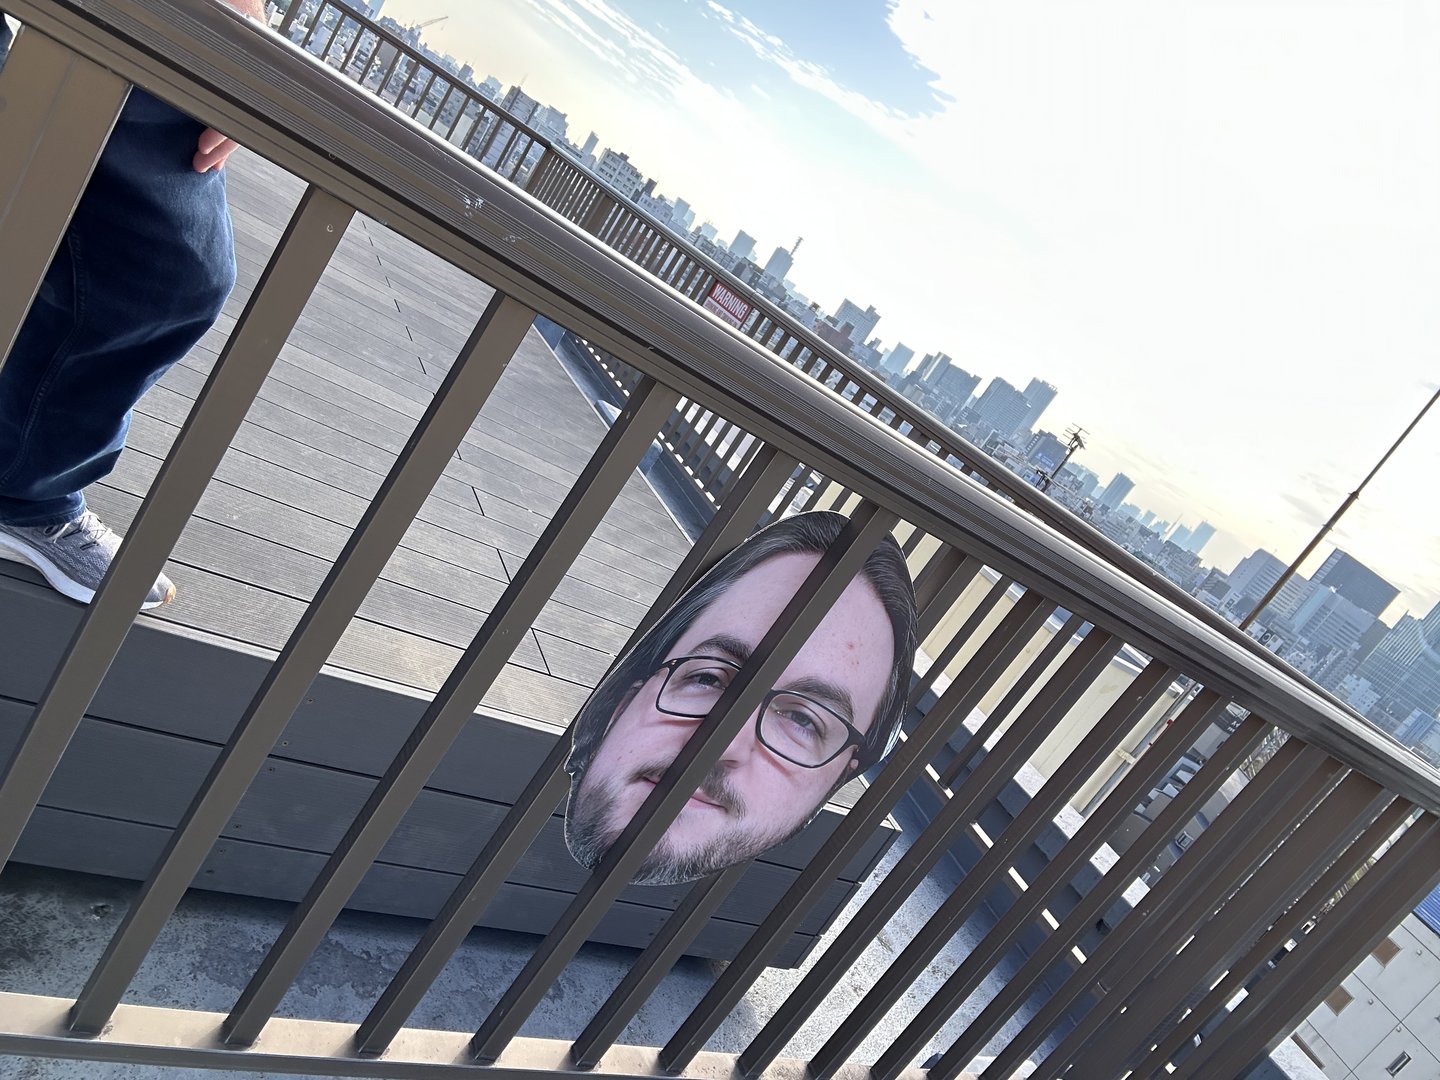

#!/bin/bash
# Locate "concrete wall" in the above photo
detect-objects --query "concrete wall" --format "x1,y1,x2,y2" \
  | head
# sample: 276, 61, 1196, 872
1294, 915, 1440, 1079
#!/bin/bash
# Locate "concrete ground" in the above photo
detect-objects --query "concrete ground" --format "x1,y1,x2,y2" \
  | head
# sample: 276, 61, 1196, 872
0, 797, 1038, 1080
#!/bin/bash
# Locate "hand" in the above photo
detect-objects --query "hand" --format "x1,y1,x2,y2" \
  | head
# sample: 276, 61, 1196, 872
193, 127, 241, 173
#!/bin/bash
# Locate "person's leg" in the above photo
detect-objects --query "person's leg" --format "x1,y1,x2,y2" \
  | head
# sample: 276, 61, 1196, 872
0, 83, 237, 606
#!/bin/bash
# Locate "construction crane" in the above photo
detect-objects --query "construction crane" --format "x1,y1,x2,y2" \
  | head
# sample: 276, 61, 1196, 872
408, 14, 447, 33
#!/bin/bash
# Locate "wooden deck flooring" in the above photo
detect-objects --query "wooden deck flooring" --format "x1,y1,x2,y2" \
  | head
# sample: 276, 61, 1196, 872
94, 149, 692, 724
0, 150, 894, 965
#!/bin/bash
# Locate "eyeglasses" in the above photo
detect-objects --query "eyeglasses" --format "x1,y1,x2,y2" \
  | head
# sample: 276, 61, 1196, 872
651, 654, 867, 769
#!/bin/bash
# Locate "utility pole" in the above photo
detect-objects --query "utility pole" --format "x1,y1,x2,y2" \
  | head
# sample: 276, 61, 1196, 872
1239, 384, 1439, 631
1038, 425, 1087, 492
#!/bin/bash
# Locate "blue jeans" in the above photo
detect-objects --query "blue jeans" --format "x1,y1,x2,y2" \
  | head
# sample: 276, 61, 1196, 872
0, 18, 237, 527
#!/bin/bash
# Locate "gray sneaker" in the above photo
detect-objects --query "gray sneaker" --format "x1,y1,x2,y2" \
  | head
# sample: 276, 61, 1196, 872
0, 511, 176, 609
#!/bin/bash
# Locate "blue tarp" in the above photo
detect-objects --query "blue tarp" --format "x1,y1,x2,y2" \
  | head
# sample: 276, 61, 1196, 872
1415, 883, 1440, 939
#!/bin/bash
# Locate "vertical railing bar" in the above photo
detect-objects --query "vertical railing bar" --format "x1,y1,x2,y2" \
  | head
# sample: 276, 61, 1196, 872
73, 254, 530, 1044
1171, 813, 1440, 1080
935, 614, 1087, 790
899, 526, 927, 557
0, 29, 128, 370
658, 399, 696, 448
926, 701, 1268, 1080
862, 661, 1179, 1080
353, 445, 800, 1056
1133, 797, 1417, 1077
976, 740, 1343, 1080
338, 27, 366, 79
220, 377, 681, 1047
353, 737, 574, 1055
410, 66, 437, 117
805, 475, 839, 513
910, 546, 971, 636
0, 186, 353, 879
374, 50, 403, 102
469, 504, 900, 1062
658, 591, 1055, 1073
1073, 775, 1393, 1080
570, 859, 755, 1068
908, 577, 1017, 709
442, 94, 467, 141
691, 420, 736, 488
319, 19, 342, 74
791, 628, 1123, 1079
677, 408, 720, 462
711, 436, 763, 506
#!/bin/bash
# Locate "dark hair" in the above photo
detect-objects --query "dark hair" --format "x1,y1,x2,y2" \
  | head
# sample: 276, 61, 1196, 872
565, 510, 918, 782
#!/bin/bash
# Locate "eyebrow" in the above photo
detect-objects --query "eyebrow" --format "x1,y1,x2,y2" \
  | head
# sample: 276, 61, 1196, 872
688, 635, 857, 726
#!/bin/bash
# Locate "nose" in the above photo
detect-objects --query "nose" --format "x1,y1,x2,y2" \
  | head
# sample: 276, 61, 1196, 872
716, 709, 763, 769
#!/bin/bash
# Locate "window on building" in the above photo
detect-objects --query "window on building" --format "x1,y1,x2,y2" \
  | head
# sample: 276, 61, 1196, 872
1324, 986, 1353, 1014
1386, 1050, 1411, 1075
1373, 937, 1402, 967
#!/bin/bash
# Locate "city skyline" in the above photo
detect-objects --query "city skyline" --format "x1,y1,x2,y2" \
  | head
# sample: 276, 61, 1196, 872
380, 0, 1439, 621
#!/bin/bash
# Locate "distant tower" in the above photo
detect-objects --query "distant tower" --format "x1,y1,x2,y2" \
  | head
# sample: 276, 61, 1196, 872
971, 377, 1032, 438
580, 131, 599, 159
762, 240, 800, 283
730, 230, 756, 262
1227, 549, 1287, 612
1311, 549, 1400, 618
1022, 379, 1058, 430
1186, 520, 1216, 555
882, 343, 915, 375
1099, 472, 1135, 510
833, 299, 882, 345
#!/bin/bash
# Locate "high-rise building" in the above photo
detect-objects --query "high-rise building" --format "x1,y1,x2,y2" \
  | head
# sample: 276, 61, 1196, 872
833, 299, 882, 345
1098, 472, 1135, 510
529, 104, 568, 143
1358, 601, 1440, 728
1022, 379, 1058, 430
937, 364, 980, 404
971, 377, 1032, 439
1227, 549, 1287, 613
762, 245, 794, 283
729, 230, 756, 262
913, 351, 952, 386
1312, 550, 1400, 619
595, 149, 643, 197
1168, 524, 1193, 550
579, 131, 599, 159
881, 343, 914, 376
1186, 520, 1216, 556
500, 85, 537, 124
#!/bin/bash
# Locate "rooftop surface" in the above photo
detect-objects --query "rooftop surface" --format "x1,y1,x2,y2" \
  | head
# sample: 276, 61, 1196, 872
0, 150, 1028, 1078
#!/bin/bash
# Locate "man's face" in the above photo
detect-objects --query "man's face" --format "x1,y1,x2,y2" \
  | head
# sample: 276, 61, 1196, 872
568, 552, 895, 885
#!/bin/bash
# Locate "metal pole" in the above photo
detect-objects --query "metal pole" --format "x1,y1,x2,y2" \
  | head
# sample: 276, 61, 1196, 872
1240, 384, 1439, 631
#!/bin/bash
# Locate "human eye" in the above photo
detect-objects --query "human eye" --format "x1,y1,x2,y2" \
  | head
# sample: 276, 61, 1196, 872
672, 658, 734, 695
769, 694, 831, 746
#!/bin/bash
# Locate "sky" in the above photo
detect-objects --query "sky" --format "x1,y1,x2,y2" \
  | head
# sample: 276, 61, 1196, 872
384, 0, 1440, 623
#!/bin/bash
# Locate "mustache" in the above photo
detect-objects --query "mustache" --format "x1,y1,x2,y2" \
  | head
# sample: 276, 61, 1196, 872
633, 759, 745, 817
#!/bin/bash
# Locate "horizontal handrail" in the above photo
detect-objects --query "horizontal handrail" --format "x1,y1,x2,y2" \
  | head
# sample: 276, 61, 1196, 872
14, 0, 1424, 810
3, 4, 1440, 1079
278, 0, 1391, 724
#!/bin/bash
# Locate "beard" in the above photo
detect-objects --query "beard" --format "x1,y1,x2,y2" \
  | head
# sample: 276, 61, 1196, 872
566, 759, 802, 886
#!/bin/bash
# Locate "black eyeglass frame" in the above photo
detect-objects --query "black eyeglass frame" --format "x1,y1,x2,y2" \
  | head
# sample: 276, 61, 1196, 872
651, 654, 869, 769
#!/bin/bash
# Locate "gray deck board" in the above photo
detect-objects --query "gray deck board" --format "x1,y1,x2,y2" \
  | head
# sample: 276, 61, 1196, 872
0, 148, 898, 965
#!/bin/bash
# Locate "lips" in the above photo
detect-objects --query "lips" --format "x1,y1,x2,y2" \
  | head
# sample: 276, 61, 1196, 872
636, 771, 731, 814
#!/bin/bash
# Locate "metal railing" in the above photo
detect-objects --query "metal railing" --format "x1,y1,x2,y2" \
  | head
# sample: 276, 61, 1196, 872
2, 2, 1440, 1078
281, 0, 1326, 669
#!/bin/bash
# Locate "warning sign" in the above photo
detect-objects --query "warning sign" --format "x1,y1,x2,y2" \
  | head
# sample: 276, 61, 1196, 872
702, 280, 752, 329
